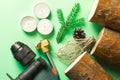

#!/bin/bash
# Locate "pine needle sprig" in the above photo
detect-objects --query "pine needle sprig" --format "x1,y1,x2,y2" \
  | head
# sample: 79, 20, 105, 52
56, 25, 66, 43
56, 9, 66, 43
68, 18, 84, 28
57, 9, 65, 25
56, 3, 84, 43
66, 3, 80, 24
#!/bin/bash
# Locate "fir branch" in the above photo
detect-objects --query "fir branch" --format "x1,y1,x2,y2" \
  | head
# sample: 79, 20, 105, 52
56, 3, 83, 43
56, 25, 66, 43
57, 9, 65, 25
68, 18, 84, 27
56, 9, 66, 43
66, 3, 80, 24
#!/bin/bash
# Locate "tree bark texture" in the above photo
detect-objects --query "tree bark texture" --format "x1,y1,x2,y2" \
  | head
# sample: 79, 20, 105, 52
92, 28, 120, 67
90, 0, 120, 32
65, 52, 113, 80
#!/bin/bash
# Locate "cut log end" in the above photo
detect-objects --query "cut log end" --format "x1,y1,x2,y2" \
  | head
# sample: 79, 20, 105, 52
88, 0, 99, 21
65, 51, 113, 80
91, 27, 120, 67
88, 0, 120, 32
65, 52, 86, 74
91, 28, 104, 55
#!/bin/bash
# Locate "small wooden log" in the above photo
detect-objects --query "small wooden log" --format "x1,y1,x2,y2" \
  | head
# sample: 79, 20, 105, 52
65, 52, 113, 80
91, 28, 120, 67
88, 0, 120, 32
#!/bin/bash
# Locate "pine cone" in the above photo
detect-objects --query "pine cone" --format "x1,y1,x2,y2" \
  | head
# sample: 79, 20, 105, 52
73, 28, 86, 39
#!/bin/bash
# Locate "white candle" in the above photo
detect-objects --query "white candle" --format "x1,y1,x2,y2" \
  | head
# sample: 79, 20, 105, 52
37, 19, 53, 35
20, 16, 37, 32
34, 3, 50, 19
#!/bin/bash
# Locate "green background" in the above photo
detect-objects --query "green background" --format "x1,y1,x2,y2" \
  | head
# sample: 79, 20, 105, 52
0, 0, 120, 80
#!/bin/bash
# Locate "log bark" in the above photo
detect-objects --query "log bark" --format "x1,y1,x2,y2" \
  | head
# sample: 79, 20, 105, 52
91, 28, 120, 67
88, 0, 120, 32
65, 52, 113, 80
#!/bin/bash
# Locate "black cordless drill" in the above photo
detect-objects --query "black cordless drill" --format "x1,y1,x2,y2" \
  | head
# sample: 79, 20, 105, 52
7, 42, 58, 80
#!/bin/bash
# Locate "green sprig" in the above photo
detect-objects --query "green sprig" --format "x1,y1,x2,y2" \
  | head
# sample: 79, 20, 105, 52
56, 3, 84, 43
66, 3, 80, 23
68, 18, 84, 27
57, 9, 65, 25
56, 25, 66, 43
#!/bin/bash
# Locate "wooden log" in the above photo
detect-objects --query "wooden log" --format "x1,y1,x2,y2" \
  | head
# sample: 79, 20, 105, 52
88, 0, 120, 32
65, 52, 113, 80
91, 27, 120, 67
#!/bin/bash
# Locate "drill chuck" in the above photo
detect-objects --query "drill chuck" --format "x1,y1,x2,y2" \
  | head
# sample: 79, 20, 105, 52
11, 42, 36, 66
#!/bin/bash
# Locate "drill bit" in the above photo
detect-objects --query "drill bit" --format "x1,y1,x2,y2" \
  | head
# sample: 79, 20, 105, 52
46, 52, 57, 75
36, 39, 59, 78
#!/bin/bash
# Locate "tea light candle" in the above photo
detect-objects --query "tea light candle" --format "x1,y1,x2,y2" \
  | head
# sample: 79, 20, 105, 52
37, 19, 53, 35
34, 3, 50, 19
21, 16, 37, 32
